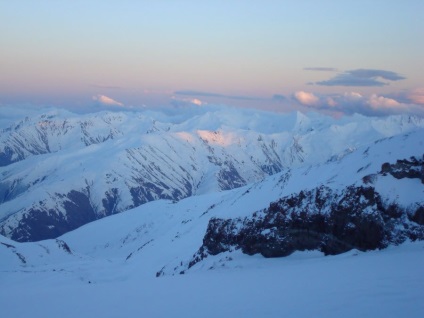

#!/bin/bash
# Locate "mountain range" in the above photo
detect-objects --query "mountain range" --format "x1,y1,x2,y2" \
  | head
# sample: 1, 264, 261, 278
1, 106, 423, 245
1, 106, 424, 317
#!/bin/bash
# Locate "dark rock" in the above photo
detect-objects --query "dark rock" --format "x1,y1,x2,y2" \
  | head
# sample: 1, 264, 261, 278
195, 185, 424, 262
1, 190, 97, 242
380, 156, 424, 183
410, 206, 424, 225
0, 242, 16, 249
55, 239, 72, 254
102, 188, 121, 215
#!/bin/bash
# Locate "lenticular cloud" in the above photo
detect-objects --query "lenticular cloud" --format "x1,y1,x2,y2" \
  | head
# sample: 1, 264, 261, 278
315, 69, 406, 87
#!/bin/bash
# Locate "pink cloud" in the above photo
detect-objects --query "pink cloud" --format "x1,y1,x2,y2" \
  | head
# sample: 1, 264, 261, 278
367, 94, 400, 109
293, 91, 319, 106
292, 90, 424, 116
407, 88, 424, 105
92, 94, 124, 107
171, 96, 206, 107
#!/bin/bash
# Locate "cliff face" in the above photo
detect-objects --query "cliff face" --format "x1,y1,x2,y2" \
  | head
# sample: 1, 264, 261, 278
187, 157, 424, 267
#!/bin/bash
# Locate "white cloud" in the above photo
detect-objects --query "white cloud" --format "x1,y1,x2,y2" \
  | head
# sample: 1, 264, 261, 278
171, 96, 206, 107
190, 98, 204, 106
343, 92, 363, 100
368, 94, 400, 109
296, 91, 424, 117
92, 95, 124, 107
293, 91, 320, 106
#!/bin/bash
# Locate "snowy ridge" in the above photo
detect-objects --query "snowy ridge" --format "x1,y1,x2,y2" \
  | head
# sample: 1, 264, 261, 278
2, 125, 421, 271
1, 106, 424, 242
1, 109, 423, 317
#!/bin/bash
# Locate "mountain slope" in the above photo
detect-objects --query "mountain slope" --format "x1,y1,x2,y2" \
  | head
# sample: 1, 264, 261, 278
1, 106, 423, 242
1, 116, 423, 317
6, 125, 418, 275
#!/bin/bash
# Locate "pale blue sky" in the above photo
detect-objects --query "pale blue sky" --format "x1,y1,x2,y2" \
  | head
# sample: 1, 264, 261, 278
0, 0, 423, 114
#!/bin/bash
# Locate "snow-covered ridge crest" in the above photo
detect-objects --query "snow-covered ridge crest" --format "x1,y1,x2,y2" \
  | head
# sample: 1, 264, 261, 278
0, 106, 423, 242
2, 126, 422, 275
0, 114, 423, 318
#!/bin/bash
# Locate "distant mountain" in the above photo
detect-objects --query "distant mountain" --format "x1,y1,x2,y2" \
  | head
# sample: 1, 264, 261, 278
1, 122, 422, 277
1, 106, 423, 243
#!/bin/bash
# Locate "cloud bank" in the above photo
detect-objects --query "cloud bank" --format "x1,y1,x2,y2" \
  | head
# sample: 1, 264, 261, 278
315, 69, 406, 87
176, 87, 424, 117
292, 90, 424, 116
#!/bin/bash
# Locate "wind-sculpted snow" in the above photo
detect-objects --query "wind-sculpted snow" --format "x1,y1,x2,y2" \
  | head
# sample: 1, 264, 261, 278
0, 106, 423, 241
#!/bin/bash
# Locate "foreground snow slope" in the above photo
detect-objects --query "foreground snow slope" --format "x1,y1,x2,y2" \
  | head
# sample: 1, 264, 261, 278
1, 241, 423, 318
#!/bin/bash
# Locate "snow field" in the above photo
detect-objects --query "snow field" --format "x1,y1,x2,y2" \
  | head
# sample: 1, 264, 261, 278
1, 242, 423, 318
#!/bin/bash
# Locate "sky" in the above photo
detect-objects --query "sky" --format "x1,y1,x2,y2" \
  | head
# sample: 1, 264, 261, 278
1, 0, 423, 116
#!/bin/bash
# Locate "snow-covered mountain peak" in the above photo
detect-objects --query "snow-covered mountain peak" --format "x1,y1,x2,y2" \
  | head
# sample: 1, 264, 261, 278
1, 106, 423, 318
1, 106, 423, 242
196, 129, 237, 147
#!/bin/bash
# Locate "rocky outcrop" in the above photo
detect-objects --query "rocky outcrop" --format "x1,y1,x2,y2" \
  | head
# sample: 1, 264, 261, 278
410, 206, 424, 225
381, 155, 424, 183
190, 185, 424, 265
0, 190, 98, 242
